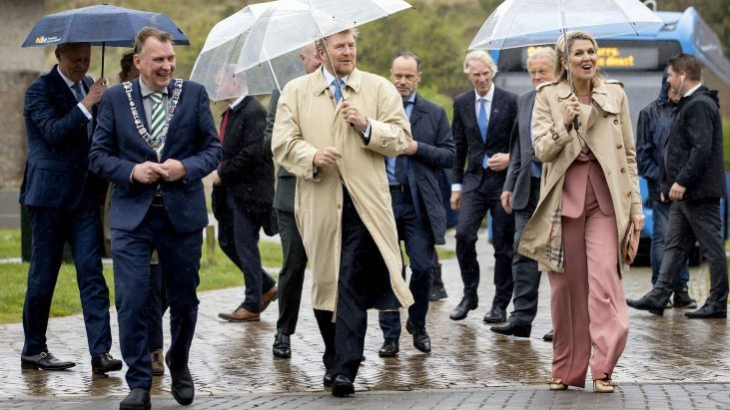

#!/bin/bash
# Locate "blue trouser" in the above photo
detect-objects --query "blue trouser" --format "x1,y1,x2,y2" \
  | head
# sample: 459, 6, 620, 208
455, 176, 515, 308
379, 190, 435, 340
146, 262, 166, 351
218, 193, 276, 313
651, 199, 689, 290
112, 206, 201, 390
23, 193, 112, 358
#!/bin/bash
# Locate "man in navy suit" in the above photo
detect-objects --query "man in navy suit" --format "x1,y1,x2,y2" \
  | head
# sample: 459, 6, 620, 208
89, 28, 221, 410
377, 52, 455, 357
450, 50, 517, 323
20, 42, 121, 374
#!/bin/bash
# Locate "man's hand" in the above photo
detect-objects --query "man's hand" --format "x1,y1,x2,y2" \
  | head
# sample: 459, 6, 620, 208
340, 101, 368, 132
450, 190, 463, 211
669, 182, 686, 201
401, 140, 418, 156
487, 152, 509, 172
81, 78, 107, 111
313, 146, 342, 168
132, 161, 168, 184
500, 191, 513, 214
159, 159, 188, 182
209, 169, 222, 186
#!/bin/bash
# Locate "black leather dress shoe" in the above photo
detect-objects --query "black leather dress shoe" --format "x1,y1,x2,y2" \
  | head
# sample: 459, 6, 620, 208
378, 339, 399, 357
166, 356, 194, 405
120, 388, 151, 410
406, 320, 431, 353
429, 284, 448, 301
627, 295, 666, 316
331, 374, 355, 397
272, 333, 291, 359
92, 352, 123, 374
490, 322, 531, 338
483, 306, 506, 323
323, 371, 333, 387
21, 352, 75, 370
449, 297, 478, 321
685, 303, 727, 319
543, 329, 554, 342
673, 287, 698, 309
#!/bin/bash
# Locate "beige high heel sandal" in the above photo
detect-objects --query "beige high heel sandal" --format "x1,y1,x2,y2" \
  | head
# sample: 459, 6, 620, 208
593, 378, 616, 393
546, 377, 568, 391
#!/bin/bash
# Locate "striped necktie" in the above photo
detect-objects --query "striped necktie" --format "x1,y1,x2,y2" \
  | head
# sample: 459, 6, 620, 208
149, 92, 165, 146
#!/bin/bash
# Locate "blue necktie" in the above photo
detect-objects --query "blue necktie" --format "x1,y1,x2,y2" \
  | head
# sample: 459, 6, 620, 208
478, 98, 489, 168
332, 79, 343, 103
71, 82, 84, 102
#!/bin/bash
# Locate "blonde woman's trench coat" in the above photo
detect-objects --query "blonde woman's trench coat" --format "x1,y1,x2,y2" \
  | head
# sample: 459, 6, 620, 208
518, 77, 643, 277
272, 68, 415, 312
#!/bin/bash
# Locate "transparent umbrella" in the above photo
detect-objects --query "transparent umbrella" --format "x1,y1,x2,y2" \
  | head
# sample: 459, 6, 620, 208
469, 0, 664, 50
235, 0, 413, 98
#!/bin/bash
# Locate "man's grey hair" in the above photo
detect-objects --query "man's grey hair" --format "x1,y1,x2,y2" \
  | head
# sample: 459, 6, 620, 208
526, 48, 556, 67
463, 50, 497, 75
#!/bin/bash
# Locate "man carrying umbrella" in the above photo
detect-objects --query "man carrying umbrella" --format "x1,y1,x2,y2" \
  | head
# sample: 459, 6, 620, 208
89, 27, 221, 410
20, 41, 122, 374
272, 28, 414, 397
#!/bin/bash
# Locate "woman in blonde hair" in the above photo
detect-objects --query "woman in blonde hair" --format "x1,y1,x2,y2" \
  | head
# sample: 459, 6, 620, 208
518, 31, 644, 392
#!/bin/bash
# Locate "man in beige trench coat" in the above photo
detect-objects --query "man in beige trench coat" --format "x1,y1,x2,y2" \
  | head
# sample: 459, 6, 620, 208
272, 29, 414, 397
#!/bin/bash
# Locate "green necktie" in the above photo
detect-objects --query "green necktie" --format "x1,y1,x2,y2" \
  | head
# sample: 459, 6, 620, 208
149, 92, 165, 146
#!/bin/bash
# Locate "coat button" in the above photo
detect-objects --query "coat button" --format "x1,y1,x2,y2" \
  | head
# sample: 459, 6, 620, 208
627, 191, 632, 197
552, 133, 559, 141
621, 167, 626, 173
617, 144, 623, 149
603, 113, 608, 118
337, 204, 342, 209
613, 119, 619, 125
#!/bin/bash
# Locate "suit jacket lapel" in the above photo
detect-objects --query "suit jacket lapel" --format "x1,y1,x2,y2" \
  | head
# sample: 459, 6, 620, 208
409, 94, 426, 129
50, 66, 78, 109
464, 92, 478, 139
486, 88, 505, 142
132, 78, 150, 131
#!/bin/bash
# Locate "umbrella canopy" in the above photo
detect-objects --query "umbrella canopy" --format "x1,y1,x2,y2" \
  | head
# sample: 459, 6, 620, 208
22, 4, 189, 48
190, 1, 303, 100
469, 0, 663, 50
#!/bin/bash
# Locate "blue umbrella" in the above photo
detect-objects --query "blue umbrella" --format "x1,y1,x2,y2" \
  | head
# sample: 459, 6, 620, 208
22, 4, 190, 76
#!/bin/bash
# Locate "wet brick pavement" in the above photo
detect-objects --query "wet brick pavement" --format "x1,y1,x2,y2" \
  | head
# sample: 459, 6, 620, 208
0, 229, 728, 409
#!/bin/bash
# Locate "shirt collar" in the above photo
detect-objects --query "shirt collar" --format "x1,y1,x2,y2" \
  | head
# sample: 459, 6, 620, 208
474, 85, 494, 102
322, 67, 349, 87
405, 92, 416, 105
57, 67, 79, 89
139, 78, 169, 98
683, 83, 703, 98
230, 93, 248, 110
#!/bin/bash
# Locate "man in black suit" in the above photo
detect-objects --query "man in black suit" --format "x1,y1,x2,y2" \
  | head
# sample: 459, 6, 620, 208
450, 50, 517, 323
89, 28, 222, 409
492, 48, 556, 339
263, 43, 321, 359
377, 52, 455, 357
213, 71, 277, 324
20, 42, 121, 374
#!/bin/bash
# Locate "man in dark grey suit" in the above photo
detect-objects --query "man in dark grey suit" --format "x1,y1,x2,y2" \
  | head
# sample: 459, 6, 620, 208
263, 43, 322, 359
377, 51, 455, 357
450, 51, 517, 323
492, 48, 556, 340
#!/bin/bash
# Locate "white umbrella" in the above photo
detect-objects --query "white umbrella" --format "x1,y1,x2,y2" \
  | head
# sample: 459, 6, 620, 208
190, 1, 304, 100
469, 0, 664, 50
235, 0, 413, 96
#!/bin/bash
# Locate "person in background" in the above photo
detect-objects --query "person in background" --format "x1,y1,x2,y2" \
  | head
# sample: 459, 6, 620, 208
377, 51, 455, 358
635, 71, 695, 309
628, 53, 728, 320
449, 50, 517, 324
518, 30, 642, 393
20, 42, 121, 374
492, 48, 556, 341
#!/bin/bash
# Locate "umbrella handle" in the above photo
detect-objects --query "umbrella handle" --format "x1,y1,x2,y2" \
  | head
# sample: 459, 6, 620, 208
101, 42, 105, 78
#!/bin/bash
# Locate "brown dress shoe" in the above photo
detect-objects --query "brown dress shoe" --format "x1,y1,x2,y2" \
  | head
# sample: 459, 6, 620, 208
150, 349, 165, 376
218, 307, 260, 322
260, 285, 278, 312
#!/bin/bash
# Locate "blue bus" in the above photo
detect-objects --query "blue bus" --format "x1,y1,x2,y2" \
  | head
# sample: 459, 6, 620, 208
492, 6, 730, 261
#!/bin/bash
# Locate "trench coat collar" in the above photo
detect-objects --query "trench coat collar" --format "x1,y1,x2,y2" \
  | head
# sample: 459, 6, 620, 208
555, 76, 619, 115
313, 67, 363, 97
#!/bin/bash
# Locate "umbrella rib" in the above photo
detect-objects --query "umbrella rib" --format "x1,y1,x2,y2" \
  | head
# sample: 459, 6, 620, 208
607, 0, 640, 36
493, 0, 530, 47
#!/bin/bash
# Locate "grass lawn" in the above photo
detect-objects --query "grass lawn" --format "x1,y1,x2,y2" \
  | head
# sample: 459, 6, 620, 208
0, 229, 455, 324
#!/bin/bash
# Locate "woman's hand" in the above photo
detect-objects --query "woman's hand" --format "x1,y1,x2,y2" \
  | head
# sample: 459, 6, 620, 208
630, 213, 645, 231
561, 95, 580, 129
